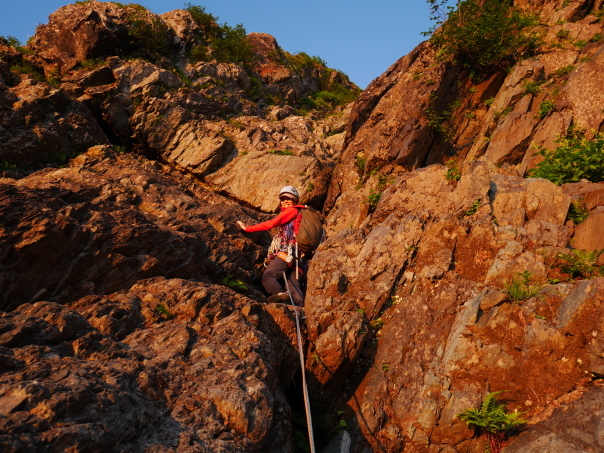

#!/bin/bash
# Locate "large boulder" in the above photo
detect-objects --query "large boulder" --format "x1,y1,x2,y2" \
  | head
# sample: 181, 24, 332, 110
28, 1, 176, 74
205, 115, 343, 211
0, 278, 301, 452
0, 146, 269, 311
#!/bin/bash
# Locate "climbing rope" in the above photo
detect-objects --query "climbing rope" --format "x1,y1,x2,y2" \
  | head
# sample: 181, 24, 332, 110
283, 272, 316, 453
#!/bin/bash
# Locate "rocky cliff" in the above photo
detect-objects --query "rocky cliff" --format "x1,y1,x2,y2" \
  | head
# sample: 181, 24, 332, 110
1, 1, 604, 452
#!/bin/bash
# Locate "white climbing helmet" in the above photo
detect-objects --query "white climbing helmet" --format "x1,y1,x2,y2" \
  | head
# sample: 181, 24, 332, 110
279, 186, 300, 199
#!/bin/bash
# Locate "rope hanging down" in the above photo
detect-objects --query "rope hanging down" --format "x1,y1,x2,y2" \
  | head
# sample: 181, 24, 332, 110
283, 272, 316, 453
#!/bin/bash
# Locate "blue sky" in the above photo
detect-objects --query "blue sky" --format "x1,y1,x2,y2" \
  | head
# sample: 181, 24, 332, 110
0, 0, 437, 89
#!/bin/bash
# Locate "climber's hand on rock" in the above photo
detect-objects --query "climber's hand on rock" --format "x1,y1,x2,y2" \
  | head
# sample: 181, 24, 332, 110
237, 221, 246, 231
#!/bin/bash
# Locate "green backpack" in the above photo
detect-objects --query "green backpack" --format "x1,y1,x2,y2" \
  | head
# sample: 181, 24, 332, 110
295, 206, 326, 254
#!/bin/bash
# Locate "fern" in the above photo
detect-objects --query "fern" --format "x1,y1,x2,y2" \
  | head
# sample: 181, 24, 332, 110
567, 201, 589, 224
556, 249, 604, 278
458, 391, 526, 453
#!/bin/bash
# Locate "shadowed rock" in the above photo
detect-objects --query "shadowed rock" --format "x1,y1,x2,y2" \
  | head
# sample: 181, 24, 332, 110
0, 278, 302, 452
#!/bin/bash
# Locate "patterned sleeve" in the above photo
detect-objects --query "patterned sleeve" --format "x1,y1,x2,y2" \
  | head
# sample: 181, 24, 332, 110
244, 207, 299, 232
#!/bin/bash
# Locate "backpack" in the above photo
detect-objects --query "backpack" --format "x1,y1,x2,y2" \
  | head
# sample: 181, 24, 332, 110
295, 206, 326, 254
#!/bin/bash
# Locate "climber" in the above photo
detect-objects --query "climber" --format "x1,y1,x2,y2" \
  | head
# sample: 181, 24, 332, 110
237, 186, 307, 306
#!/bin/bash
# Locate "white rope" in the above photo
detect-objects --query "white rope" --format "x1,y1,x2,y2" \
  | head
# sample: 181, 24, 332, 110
283, 272, 316, 453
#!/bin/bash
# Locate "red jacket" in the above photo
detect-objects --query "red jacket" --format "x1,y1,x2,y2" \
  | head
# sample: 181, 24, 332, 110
244, 205, 304, 233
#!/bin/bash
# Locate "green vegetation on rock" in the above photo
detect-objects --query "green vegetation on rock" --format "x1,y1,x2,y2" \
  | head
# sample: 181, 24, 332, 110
222, 274, 249, 292
183, 4, 359, 112
556, 249, 603, 279
185, 4, 257, 69
425, 0, 540, 77
566, 201, 589, 224
529, 135, 604, 184
537, 99, 556, 118
459, 391, 526, 453
503, 271, 543, 303
111, 3, 174, 61
445, 158, 462, 181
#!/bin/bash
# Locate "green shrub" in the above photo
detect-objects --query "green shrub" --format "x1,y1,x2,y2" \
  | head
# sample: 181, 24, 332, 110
125, 7, 173, 61
503, 271, 543, 303
355, 153, 367, 171
556, 249, 603, 278
537, 99, 556, 118
185, 3, 221, 37
464, 199, 481, 216
529, 135, 604, 184
184, 4, 257, 69
45, 69, 61, 87
286, 51, 327, 75
424, 95, 458, 138
178, 9, 361, 114
426, 0, 540, 76
522, 80, 542, 95
154, 303, 172, 319
458, 391, 526, 453
493, 106, 512, 119
211, 23, 257, 69
301, 84, 360, 112
9, 58, 49, 84
366, 175, 393, 210
1, 35, 22, 49
78, 58, 107, 69
245, 75, 267, 101
370, 317, 384, 330
285, 51, 360, 112
0, 161, 17, 172
187, 44, 208, 62
292, 411, 311, 453
445, 158, 462, 181
367, 191, 382, 207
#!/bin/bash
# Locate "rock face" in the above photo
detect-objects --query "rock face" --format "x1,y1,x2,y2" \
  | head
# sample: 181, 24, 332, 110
306, 159, 604, 452
0, 58, 110, 167
0, 278, 301, 452
300, 0, 604, 450
28, 1, 177, 74
325, 0, 604, 212
503, 384, 604, 452
0, 5, 357, 450
0, 146, 303, 452
1, 1, 355, 211
0, 146, 271, 310
2, 1, 604, 452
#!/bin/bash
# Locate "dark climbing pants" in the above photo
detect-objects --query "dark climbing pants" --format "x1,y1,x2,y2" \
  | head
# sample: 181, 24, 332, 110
262, 257, 305, 305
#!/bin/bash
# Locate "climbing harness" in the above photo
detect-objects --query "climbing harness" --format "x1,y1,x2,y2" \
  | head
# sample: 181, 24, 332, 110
283, 272, 316, 453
